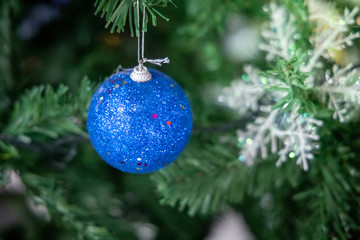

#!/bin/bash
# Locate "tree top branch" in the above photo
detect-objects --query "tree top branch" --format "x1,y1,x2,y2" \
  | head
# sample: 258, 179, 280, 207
94, 0, 175, 35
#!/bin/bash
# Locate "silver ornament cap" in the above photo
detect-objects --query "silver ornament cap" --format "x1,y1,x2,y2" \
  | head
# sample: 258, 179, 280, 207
130, 64, 152, 82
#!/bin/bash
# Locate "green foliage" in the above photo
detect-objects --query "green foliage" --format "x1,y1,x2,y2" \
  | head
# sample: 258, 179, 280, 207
152, 0, 360, 239
153, 119, 360, 239
94, 0, 175, 34
152, 135, 299, 217
292, 120, 360, 239
1, 1, 210, 239
265, 55, 317, 114
2, 0, 360, 239
4, 78, 94, 140
0, 141, 19, 161
22, 172, 121, 240
152, 136, 242, 216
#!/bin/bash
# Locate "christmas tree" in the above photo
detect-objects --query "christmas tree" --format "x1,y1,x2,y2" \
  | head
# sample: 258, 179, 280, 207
1, 0, 360, 239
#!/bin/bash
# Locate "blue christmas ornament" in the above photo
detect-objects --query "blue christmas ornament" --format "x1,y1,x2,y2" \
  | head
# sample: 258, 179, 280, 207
87, 67, 192, 174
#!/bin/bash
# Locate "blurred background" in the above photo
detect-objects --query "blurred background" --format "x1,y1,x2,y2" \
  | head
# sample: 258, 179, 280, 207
1, 0, 360, 239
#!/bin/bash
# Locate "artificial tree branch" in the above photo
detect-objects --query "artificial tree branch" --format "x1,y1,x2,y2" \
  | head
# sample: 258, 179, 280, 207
192, 116, 252, 135
0, 134, 88, 154
94, 0, 174, 34
0, 134, 88, 169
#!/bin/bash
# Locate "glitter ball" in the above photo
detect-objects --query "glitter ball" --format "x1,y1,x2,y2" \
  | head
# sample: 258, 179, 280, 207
87, 68, 193, 174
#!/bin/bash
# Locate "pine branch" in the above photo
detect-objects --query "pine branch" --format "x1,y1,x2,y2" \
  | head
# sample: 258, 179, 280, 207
0, 78, 95, 168
152, 139, 246, 216
0, 134, 86, 152
94, 0, 175, 34
151, 137, 303, 217
22, 172, 119, 240
3, 77, 94, 141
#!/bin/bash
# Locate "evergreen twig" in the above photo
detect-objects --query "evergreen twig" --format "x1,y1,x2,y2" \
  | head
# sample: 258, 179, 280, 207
94, 0, 175, 34
0, 134, 87, 155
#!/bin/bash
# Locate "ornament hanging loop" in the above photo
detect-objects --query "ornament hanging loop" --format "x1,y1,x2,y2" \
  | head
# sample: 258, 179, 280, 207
130, 0, 169, 82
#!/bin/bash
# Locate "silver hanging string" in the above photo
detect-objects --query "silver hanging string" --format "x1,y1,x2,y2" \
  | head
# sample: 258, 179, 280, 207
131, 0, 169, 82
140, 4, 170, 66
136, 0, 141, 66
140, 5, 169, 66
113, 64, 124, 74
131, 0, 149, 81
144, 57, 170, 66
141, 4, 145, 62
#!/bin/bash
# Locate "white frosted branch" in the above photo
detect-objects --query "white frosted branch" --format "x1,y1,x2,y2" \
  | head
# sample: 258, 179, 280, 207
301, 4, 360, 72
240, 109, 279, 165
218, 65, 286, 114
239, 107, 322, 171
317, 64, 359, 122
259, 3, 297, 61
218, 66, 264, 114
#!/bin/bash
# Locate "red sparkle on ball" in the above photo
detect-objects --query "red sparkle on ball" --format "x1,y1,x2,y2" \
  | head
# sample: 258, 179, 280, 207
108, 89, 111, 94
167, 121, 171, 125
152, 114, 158, 119
120, 162, 124, 164
137, 162, 142, 166
111, 80, 115, 84
162, 163, 166, 166
144, 163, 148, 166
